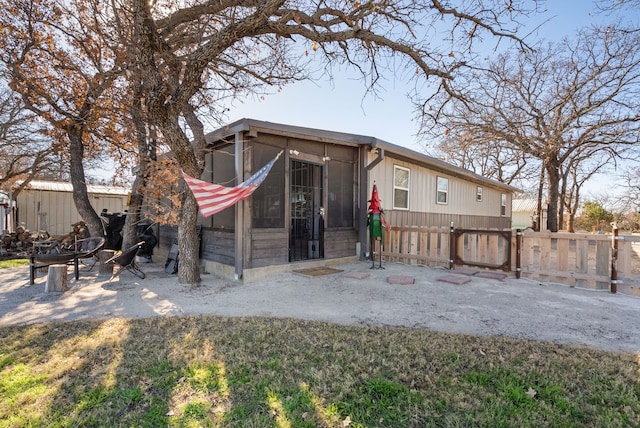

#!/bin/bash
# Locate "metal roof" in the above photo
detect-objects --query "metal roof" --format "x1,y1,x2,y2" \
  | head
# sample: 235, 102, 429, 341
512, 198, 545, 212
17, 180, 130, 196
206, 118, 521, 193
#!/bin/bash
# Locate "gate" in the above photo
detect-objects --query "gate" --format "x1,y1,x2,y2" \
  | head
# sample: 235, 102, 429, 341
452, 228, 512, 271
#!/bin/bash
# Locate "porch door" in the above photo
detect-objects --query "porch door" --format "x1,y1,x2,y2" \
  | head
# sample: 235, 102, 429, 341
290, 160, 324, 261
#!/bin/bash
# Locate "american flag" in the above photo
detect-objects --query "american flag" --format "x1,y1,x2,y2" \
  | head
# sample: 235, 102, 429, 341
183, 151, 282, 217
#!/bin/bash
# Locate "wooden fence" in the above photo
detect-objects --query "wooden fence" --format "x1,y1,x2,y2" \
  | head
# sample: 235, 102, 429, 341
381, 226, 640, 296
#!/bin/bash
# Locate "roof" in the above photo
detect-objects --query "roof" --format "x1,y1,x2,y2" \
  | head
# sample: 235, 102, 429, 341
512, 198, 545, 212
206, 118, 521, 193
17, 180, 130, 196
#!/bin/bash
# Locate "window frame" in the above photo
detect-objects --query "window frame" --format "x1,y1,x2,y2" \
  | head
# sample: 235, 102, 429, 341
392, 165, 410, 210
476, 186, 483, 202
436, 176, 449, 205
501, 193, 507, 216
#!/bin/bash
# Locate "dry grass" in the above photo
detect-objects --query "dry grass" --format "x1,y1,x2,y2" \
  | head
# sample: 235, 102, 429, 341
0, 316, 638, 427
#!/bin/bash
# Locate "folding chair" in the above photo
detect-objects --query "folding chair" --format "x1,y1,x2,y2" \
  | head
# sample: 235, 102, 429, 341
106, 242, 146, 279
73, 236, 106, 270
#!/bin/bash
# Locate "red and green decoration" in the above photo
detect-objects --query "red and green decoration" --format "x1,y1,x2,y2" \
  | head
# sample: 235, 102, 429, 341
367, 182, 390, 269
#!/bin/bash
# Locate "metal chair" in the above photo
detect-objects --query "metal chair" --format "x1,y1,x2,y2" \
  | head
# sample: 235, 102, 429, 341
73, 236, 106, 270
106, 242, 145, 279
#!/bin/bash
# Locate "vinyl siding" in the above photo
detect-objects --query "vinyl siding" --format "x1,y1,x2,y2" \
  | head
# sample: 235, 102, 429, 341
17, 189, 128, 235
368, 154, 512, 221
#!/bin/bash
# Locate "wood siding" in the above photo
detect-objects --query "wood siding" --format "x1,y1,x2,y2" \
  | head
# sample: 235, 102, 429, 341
201, 229, 235, 265
250, 228, 289, 268
324, 229, 358, 259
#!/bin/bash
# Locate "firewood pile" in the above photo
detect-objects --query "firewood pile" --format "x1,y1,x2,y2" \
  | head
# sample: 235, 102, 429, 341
0, 221, 88, 256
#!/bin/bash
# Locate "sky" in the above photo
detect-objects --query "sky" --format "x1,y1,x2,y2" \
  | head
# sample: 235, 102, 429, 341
221, 1, 634, 198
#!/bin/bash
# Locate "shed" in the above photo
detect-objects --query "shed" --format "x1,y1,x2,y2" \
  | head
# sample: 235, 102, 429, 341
163, 119, 520, 280
512, 198, 547, 231
14, 180, 130, 236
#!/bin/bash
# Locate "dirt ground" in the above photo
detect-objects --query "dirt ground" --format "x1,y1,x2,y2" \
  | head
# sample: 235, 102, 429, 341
0, 259, 638, 354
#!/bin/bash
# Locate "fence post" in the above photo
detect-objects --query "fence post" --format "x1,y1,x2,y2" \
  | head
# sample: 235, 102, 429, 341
516, 229, 522, 279
610, 223, 618, 294
449, 221, 455, 270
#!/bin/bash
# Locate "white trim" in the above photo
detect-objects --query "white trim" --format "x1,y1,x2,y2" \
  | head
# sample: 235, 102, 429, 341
393, 165, 410, 210
436, 176, 448, 205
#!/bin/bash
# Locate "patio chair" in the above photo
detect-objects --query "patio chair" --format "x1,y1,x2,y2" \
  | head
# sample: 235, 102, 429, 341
72, 236, 106, 270
105, 242, 146, 279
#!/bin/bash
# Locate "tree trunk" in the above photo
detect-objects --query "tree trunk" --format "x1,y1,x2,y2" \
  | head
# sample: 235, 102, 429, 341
178, 184, 201, 285
567, 185, 581, 233
546, 161, 561, 232
68, 126, 104, 238
558, 170, 568, 231
536, 167, 545, 232
122, 85, 150, 250
45, 264, 68, 292
132, 0, 203, 285
121, 176, 143, 250
154, 118, 202, 285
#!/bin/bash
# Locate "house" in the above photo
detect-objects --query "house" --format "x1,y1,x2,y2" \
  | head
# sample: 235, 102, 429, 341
13, 180, 130, 236
161, 119, 519, 280
512, 198, 547, 231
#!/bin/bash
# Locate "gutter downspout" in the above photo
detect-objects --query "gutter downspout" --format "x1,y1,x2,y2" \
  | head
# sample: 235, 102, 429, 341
365, 148, 384, 172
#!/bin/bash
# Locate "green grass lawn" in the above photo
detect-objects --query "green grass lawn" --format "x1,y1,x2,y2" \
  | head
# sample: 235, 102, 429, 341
0, 316, 638, 427
0, 259, 29, 269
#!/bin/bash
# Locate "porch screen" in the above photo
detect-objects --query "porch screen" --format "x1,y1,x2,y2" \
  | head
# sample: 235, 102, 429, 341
212, 146, 235, 230
252, 143, 285, 228
327, 160, 354, 227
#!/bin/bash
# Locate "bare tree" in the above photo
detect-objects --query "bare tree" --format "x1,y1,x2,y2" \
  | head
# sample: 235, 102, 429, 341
421, 26, 640, 232
560, 148, 617, 232
0, 85, 57, 192
617, 165, 640, 214
0, 0, 136, 237
433, 131, 539, 189
597, 0, 640, 12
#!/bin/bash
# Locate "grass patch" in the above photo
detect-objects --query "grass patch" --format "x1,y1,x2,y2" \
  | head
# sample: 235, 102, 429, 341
0, 316, 637, 427
0, 259, 29, 269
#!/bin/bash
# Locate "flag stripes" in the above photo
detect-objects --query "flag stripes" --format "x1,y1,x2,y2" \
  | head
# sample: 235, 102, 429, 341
183, 151, 282, 217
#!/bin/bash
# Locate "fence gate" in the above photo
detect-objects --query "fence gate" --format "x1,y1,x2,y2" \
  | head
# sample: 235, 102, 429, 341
452, 229, 512, 271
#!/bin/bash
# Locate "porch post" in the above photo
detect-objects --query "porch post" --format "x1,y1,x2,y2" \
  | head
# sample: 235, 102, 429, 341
611, 223, 618, 294
234, 132, 244, 280
358, 148, 369, 260
515, 229, 523, 279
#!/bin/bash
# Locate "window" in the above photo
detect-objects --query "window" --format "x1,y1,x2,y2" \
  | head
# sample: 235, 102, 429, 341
436, 177, 448, 204
212, 146, 236, 230
251, 144, 285, 228
476, 186, 483, 202
393, 166, 410, 209
328, 160, 354, 227
501, 193, 507, 216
